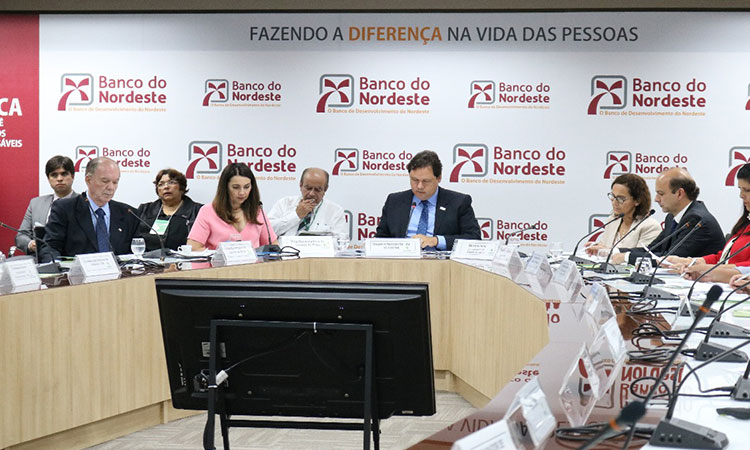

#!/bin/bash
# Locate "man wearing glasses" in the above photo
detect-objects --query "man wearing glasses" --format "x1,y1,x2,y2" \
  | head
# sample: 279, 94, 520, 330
268, 167, 348, 238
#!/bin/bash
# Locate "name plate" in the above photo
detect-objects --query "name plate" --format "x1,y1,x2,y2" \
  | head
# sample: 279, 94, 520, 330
450, 239, 500, 261
279, 236, 335, 258
492, 245, 525, 281
364, 238, 421, 258
0, 258, 42, 294
67, 252, 122, 285
546, 259, 584, 302
515, 377, 556, 447
524, 251, 553, 296
582, 282, 616, 325
212, 241, 257, 267
450, 418, 514, 450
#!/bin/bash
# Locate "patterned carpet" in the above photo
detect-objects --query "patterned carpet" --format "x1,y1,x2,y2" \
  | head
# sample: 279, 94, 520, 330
87, 392, 476, 450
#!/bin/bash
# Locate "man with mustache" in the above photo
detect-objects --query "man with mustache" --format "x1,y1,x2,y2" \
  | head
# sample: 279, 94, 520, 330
15, 155, 76, 256
268, 167, 348, 238
45, 157, 139, 261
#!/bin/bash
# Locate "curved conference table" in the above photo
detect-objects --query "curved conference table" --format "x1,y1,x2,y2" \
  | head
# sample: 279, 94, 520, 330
1, 257, 549, 450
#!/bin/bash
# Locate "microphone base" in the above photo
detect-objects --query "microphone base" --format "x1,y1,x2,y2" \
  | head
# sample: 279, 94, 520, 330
693, 341, 749, 363
649, 417, 728, 449
731, 376, 750, 401
255, 245, 281, 254
624, 271, 664, 284
592, 262, 629, 274
643, 286, 680, 301
37, 261, 61, 274
708, 321, 750, 339
568, 255, 593, 264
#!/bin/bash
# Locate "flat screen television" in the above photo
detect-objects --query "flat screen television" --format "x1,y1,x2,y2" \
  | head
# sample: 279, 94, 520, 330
154, 278, 436, 420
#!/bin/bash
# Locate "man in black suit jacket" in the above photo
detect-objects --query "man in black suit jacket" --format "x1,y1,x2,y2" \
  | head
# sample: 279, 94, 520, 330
620, 167, 724, 265
375, 150, 480, 250
45, 157, 138, 261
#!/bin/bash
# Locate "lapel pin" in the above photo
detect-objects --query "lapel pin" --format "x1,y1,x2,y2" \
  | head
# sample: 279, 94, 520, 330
118, 228, 122, 232
439, 206, 446, 211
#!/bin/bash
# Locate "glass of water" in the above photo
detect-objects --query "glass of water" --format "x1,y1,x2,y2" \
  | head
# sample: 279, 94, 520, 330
131, 238, 146, 258
336, 232, 351, 252
634, 256, 653, 274
549, 242, 564, 258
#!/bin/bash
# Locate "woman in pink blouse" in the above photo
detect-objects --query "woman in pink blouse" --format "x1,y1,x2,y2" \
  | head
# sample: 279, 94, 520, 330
187, 163, 277, 250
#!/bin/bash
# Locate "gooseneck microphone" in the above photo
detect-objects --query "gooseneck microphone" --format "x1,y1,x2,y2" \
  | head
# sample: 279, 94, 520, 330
642, 220, 703, 301
0, 220, 58, 270
404, 202, 417, 237
704, 279, 750, 339
691, 291, 750, 363
504, 223, 539, 245
594, 209, 655, 274
621, 285, 724, 449
127, 209, 167, 261
626, 220, 697, 284
578, 401, 646, 450
256, 202, 280, 254
569, 213, 624, 263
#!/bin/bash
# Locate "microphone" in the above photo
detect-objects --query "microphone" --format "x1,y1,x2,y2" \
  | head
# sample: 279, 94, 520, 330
569, 213, 624, 263
256, 202, 280, 255
127, 209, 167, 262
702, 278, 750, 338
504, 223, 539, 245
691, 290, 750, 363
0, 220, 59, 271
593, 209, 655, 274
685, 237, 750, 301
404, 202, 417, 237
621, 285, 726, 449
642, 220, 703, 301
732, 351, 750, 401
578, 401, 646, 450
643, 219, 694, 256
652, 337, 750, 448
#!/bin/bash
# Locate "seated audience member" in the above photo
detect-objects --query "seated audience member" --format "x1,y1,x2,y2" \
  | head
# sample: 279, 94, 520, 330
45, 157, 139, 260
585, 173, 661, 258
15, 155, 76, 255
187, 162, 277, 250
620, 167, 724, 265
268, 167, 347, 238
375, 150, 480, 250
135, 168, 202, 251
668, 163, 750, 274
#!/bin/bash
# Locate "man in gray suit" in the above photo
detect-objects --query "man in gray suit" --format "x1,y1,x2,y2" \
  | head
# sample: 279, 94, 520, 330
15, 155, 76, 254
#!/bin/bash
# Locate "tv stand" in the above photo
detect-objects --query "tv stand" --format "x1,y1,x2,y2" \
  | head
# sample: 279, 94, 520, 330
203, 319, 380, 450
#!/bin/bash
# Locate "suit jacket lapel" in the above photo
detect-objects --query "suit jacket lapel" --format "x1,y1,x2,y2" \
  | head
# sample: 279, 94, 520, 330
398, 192, 415, 237
74, 195, 98, 250
109, 203, 127, 252
434, 188, 446, 235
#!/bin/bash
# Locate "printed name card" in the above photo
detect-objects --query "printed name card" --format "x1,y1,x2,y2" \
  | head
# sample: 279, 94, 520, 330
492, 245, 525, 282
546, 259, 584, 302
450, 239, 501, 261
212, 241, 257, 267
450, 418, 514, 450
0, 258, 42, 294
364, 238, 421, 258
515, 378, 556, 447
67, 252, 122, 285
524, 251, 554, 296
279, 236, 335, 258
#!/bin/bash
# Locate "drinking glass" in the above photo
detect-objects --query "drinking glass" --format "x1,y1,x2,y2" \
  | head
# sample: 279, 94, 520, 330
130, 238, 146, 258
336, 232, 351, 251
549, 242, 564, 258
635, 257, 653, 274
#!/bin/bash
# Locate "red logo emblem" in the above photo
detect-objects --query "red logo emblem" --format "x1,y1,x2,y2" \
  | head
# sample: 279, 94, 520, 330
477, 218, 493, 240
726, 147, 750, 186
588, 76, 627, 115
468, 81, 494, 108
317, 75, 354, 113
603, 151, 631, 179
203, 79, 228, 106
58, 74, 93, 111
332, 148, 359, 175
186, 141, 223, 179
588, 215, 609, 242
74, 146, 99, 172
449, 144, 488, 182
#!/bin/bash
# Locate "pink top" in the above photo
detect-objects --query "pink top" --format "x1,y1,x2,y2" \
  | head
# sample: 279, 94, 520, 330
188, 204, 277, 250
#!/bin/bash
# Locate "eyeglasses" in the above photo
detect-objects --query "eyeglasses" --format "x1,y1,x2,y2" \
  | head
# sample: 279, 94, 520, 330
157, 180, 179, 188
607, 192, 630, 204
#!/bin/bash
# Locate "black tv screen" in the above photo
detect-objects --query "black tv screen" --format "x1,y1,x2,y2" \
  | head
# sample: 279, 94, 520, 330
154, 278, 435, 420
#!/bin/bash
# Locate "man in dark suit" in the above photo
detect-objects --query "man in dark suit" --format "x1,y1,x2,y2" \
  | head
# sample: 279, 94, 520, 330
619, 167, 725, 265
375, 150, 480, 250
44, 157, 139, 261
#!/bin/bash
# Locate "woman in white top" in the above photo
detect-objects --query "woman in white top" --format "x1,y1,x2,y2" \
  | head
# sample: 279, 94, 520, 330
585, 173, 661, 257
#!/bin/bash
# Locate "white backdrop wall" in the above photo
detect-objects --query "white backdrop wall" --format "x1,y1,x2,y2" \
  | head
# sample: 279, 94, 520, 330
38, 12, 750, 248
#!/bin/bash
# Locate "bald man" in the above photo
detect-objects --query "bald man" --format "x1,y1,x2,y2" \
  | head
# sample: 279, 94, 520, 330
618, 167, 724, 265
268, 167, 348, 238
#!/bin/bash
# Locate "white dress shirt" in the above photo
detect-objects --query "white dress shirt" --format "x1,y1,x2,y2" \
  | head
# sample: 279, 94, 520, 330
268, 195, 349, 238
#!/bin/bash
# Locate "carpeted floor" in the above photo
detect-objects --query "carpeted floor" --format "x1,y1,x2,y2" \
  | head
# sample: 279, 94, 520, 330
87, 391, 476, 450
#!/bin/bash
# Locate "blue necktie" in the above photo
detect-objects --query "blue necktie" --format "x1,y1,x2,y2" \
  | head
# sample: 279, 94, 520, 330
95, 208, 109, 252
417, 200, 429, 235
